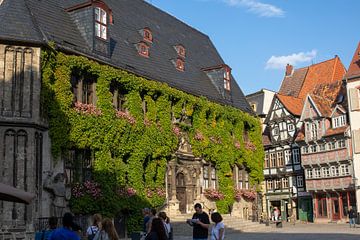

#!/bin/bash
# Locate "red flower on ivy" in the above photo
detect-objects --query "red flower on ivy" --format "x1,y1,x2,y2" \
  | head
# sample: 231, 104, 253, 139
203, 188, 224, 201
116, 110, 136, 125
74, 102, 102, 116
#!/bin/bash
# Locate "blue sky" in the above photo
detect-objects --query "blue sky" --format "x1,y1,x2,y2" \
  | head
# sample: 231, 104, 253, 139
146, 0, 360, 95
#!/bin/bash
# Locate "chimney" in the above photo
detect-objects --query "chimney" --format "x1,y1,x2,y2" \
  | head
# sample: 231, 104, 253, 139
285, 64, 293, 76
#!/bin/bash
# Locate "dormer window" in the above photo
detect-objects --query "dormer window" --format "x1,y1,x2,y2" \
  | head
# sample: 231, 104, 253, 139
95, 7, 107, 40
138, 42, 149, 57
143, 28, 153, 43
223, 66, 231, 91
332, 115, 346, 128
176, 45, 186, 58
176, 58, 185, 71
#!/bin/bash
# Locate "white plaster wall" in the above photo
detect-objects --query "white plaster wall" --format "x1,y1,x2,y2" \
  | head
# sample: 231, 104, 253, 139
346, 80, 360, 210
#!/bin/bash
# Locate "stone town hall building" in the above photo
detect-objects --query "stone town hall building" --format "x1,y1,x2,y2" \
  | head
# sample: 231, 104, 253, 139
0, 0, 259, 237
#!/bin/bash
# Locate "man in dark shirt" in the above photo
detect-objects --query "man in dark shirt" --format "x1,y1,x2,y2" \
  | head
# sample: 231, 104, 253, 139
49, 212, 80, 240
187, 203, 209, 240
348, 206, 356, 228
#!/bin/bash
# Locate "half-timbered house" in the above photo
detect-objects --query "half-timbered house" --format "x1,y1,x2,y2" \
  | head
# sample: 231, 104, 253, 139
296, 82, 354, 223
263, 57, 347, 221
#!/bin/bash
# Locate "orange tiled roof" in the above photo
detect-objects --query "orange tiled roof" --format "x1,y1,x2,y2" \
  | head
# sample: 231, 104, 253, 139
297, 56, 346, 99
324, 125, 348, 137
345, 42, 360, 79
310, 81, 343, 117
276, 94, 304, 116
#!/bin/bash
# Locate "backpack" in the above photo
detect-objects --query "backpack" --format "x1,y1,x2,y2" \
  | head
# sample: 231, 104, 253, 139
88, 226, 98, 240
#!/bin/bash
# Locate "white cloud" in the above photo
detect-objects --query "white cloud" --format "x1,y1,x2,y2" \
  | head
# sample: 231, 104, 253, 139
223, 0, 284, 17
265, 50, 317, 70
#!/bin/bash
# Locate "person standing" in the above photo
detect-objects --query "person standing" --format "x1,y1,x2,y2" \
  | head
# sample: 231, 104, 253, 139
86, 214, 102, 240
48, 212, 80, 240
210, 212, 225, 240
186, 203, 210, 240
348, 206, 356, 228
145, 218, 168, 240
158, 212, 173, 240
93, 218, 119, 240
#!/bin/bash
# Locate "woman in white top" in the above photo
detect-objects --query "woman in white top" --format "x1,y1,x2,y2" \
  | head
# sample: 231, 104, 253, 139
210, 212, 225, 240
86, 213, 102, 240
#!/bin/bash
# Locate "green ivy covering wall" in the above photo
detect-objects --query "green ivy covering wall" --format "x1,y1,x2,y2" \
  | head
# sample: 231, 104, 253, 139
41, 48, 264, 232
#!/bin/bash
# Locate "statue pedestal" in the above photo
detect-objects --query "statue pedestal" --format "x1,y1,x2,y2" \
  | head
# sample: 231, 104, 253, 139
167, 199, 181, 216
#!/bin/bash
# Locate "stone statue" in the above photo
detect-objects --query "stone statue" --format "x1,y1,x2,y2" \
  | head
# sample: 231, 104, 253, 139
44, 172, 69, 218
179, 135, 191, 153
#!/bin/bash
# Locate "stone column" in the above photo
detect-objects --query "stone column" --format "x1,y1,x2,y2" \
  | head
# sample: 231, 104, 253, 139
167, 160, 180, 216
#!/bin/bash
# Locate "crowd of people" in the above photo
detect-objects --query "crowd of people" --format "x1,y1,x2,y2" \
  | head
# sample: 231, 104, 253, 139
35, 203, 225, 240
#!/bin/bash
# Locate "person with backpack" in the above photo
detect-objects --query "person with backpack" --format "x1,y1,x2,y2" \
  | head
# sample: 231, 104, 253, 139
86, 214, 102, 240
93, 218, 119, 240
158, 212, 173, 240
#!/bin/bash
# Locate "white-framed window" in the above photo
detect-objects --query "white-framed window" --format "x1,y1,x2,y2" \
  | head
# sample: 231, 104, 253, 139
277, 151, 284, 167
311, 121, 318, 140
296, 176, 304, 187
340, 164, 350, 176
338, 139, 346, 148
210, 167, 216, 188
264, 153, 269, 168
292, 148, 300, 164
311, 145, 317, 153
288, 124, 295, 132
302, 146, 309, 154
274, 179, 281, 190
314, 168, 321, 178
332, 115, 346, 128
321, 167, 330, 177
330, 165, 339, 177
272, 126, 279, 136
95, 7, 107, 39
270, 152, 276, 168
306, 169, 313, 179
284, 150, 291, 165
203, 166, 209, 189
282, 178, 289, 188
320, 144, 326, 151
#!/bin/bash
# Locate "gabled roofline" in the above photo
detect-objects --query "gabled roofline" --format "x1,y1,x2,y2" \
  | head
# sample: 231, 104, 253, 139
299, 94, 322, 121
330, 105, 346, 118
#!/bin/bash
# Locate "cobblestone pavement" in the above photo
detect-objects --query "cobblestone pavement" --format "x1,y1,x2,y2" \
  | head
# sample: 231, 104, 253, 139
175, 223, 360, 240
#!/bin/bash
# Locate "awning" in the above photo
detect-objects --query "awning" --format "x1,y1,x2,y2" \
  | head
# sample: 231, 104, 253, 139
0, 183, 35, 204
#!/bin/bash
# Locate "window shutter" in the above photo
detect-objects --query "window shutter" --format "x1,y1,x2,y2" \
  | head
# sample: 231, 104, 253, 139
353, 129, 360, 154
349, 88, 360, 111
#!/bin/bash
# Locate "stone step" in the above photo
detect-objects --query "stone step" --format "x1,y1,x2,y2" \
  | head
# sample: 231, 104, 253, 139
170, 215, 273, 236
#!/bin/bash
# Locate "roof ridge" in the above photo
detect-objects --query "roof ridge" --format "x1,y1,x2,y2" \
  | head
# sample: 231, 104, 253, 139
23, 0, 47, 43
309, 56, 337, 68
141, 0, 210, 39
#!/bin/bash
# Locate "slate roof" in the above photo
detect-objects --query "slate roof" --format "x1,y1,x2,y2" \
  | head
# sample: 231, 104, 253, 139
0, 0, 252, 113
345, 42, 360, 80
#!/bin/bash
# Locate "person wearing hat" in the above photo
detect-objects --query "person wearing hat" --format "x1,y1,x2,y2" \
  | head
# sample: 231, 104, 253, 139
186, 203, 210, 240
49, 212, 80, 240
